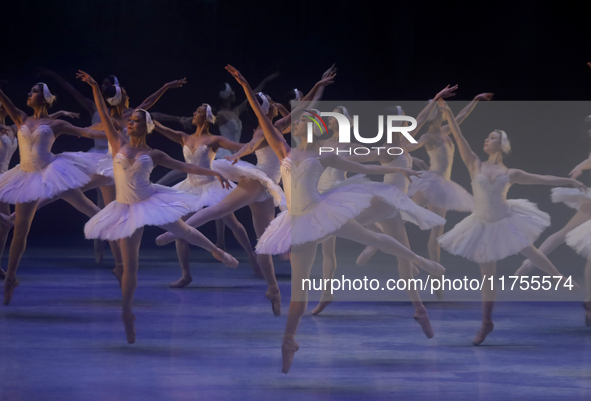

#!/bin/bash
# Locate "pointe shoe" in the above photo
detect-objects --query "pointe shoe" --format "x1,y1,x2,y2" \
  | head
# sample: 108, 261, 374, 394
213, 249, 239, 269
414, 311, 434, 339
356, 246, 378, 267
312, 293, 334, 315
473, 321, 494, 345
155, 232, 177, 246
583, 302, 591, 327
281, 337, 299, 374
3, 275, 19, 305
265, 288, 281, 316
415, 257, 445, 276
169, 275, 193, 288
122, 310, 136, 344
112, 266, 123, 288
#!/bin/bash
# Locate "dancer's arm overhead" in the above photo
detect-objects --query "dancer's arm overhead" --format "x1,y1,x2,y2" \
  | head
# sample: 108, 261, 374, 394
39, 68, 96, 117
77, 70, 127, 154
226, 65, 290, 160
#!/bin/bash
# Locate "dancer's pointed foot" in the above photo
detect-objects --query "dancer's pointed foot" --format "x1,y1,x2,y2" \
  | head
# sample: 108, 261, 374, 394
212, 248, 239, 269
415, 257, 445, 276
583, 302, 591, 327
281, 336, 299, 374
3, 275, 19, 305
112, 265, 123, 287
312, 293, 334, 315
122, 309, 136, 344
155, 232, 177, 246
265, 287, 281, 316
0, 213, 14, 229
473, 321, 494, 345
356, 246, 378, 267
0, 268, 5, 280
414, 308, 434, 338
169, 275, 193, 288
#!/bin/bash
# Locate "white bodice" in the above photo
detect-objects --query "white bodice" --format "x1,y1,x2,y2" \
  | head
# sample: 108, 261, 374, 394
383, 152, 412, 192
427, 141, 454, 179
183, 145, 216, 185
471, 173, 511, 222
17, 125, 57, 172
317, 166, 346, 192
113, 153, 155, 204
282, 157, 327, 216
0, 133, 18, 174
255, 146, 281, 183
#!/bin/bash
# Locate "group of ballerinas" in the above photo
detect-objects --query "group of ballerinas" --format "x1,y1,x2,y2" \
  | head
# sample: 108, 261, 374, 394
1, 63, 591, 374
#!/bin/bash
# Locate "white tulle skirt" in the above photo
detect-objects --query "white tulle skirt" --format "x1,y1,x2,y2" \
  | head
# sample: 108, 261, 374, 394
408, 171, 474, 212
438, 199, 550, 263
85, 152, 114, 179
213, 159, 286, 210
0, 152, 95, 204
84, 185, 199, 241
551, 187, 591, 211
566, 220, 591, 259
255, 176, 446, 255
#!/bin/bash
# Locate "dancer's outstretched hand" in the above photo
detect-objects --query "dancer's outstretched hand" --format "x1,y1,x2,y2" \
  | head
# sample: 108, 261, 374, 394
569, 165, 583, 179
216, 173, 232, 189
322, 63, 336, 79
76, 70, 98, 87
317, 69, 336, 87
475, 93, 494, 101
570, 178, 588, 192
61, 111, 80, 119
224, 154, 240, 165
167, 78, 187, 89
225, 65, 248, 86
412, 157, 429, 171
436, 84, 458, 100
401, 168, 422, 183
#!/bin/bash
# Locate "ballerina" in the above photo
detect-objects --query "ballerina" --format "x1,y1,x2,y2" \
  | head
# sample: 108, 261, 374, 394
224, 65, 446, 373
77, 70, 238, 343
408, 90, 493, 298
0, 82, 109, 304
0, 102, 18, 279
435, 100, 584, 345
155, 69, 337, 316
153, 104, 263, 287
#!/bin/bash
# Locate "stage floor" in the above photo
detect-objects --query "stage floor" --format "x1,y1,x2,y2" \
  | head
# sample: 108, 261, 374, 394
1, 245, 590, 401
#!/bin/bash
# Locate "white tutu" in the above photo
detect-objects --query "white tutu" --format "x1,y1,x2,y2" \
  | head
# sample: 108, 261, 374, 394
0, 152, 96, 204
438, 199, 550, 263
408, 171, 474, 212
566, 219, 591, 259
256, 176, 374, 255
84, 154, 199, 240
213, 158, 286, 210
551, 187, 591, 211
85, 184, 199, 241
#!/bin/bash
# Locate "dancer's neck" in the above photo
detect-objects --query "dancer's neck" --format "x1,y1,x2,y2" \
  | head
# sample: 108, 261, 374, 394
33, 107, 49, 120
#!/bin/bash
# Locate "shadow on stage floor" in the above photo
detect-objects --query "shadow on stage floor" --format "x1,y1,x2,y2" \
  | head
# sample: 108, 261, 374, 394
0, 244, 590, 401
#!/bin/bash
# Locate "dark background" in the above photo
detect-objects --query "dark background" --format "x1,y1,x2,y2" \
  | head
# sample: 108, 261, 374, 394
1, 0, 591, 248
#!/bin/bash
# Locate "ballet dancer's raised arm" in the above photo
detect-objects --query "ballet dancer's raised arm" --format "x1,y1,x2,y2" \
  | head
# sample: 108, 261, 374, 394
48, 110, 81, 120
50, 119, 106, 140
509, 169, 585, 189
233, 71, 280, 115
77, 70, 126, 154
154, 121, 189, 145
0, 89, 27, 127
438, 101, 481, 176
130, 78, 187, 115
411, 84, 458, 136
569, 152, 591, 179
321, 152, 420, 181
39, 68, 96, 117
450, 93, 494, 127
225, 65, 290, 160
